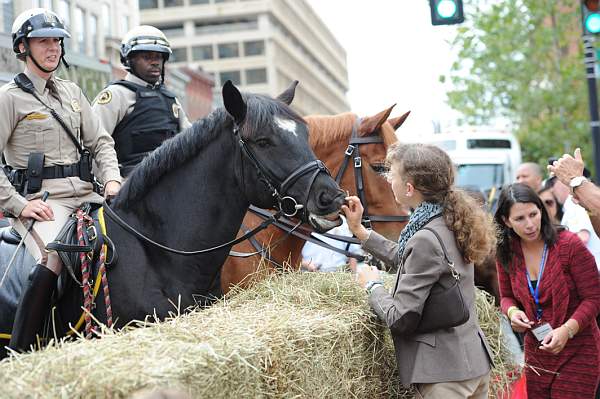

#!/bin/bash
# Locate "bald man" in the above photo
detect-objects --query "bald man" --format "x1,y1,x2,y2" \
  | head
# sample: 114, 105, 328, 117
516, 162, 543, 190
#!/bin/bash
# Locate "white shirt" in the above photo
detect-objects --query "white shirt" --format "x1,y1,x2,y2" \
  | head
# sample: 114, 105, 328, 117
301, 217, 363, 272
561, 195, 600, 270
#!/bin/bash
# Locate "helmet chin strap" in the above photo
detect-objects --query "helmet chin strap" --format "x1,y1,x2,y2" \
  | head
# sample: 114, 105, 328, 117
23, 39, 68, 74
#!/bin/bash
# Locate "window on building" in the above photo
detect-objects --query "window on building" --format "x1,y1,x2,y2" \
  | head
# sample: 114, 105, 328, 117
139, 0, 158, 9
192, 45, 213, 60
190, 0, 209, 4
57, 0, 70, 26
164, 0, 183, 7
220, 70, 241, 86
33, 0, 52, 8
90, 14, 98, 57
195, 18, 257, 35
218, 42, 238, 59
243, 40, 264, 56
121, 15, 129, 36
75, 7, 85, 54
170, 48, 188, 62
245, 68, 267, 84
102, 3, 110, 33
214, 0, 235, 3
158, 24, 184, 37
2, 0, 14, 34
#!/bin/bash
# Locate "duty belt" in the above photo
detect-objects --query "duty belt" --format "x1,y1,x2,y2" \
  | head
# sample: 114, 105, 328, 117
16, 162, 82, 180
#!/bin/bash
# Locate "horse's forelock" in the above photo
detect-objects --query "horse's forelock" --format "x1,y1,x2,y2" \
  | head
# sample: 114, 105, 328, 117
377, 119, 399, 147
240, 94, 305, 139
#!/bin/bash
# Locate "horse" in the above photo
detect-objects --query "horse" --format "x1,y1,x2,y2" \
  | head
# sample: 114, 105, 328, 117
220, 106, 411, 293
0, 81, 346, 357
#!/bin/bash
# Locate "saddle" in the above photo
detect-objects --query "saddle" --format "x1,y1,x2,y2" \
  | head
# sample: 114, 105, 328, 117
46, 203, 115, 286
0, 204, 114, 309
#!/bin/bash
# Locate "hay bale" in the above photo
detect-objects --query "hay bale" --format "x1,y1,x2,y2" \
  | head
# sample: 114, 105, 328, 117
0, 272, 514, 398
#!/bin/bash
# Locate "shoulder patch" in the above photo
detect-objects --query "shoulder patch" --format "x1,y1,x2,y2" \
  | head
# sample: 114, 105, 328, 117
95, 90, 112, 105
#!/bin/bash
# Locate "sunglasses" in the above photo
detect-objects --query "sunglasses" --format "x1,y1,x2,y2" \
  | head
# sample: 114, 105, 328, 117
543, 199, 556, 206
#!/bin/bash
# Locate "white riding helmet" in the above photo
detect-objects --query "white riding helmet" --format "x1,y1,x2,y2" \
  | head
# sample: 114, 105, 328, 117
12, 8, 70, 57
120, 25, 171, 68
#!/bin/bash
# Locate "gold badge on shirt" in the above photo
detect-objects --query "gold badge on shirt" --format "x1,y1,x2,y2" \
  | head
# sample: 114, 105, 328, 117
172, 103, 179, 118
95, 90, 112, 105
25, 112, 48, 120
71, 99, 81, 113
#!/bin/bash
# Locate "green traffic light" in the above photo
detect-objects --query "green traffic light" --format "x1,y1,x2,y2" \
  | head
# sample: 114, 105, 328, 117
586, 12, 600, 33
436, 0, 458, 19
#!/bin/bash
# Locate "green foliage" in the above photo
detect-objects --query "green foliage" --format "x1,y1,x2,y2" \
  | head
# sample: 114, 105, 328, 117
445, 0, 594, 171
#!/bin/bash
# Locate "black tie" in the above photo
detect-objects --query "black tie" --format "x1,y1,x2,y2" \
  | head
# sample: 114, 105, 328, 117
45, 79, 59, 100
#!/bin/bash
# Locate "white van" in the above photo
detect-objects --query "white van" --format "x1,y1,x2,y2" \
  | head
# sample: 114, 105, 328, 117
405, 128, 522, 196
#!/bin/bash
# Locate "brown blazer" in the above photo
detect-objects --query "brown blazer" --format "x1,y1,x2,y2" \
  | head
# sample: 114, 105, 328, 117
364, 216, 493, 385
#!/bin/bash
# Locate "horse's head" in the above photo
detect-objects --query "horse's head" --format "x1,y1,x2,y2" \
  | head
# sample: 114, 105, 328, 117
223, 80, 345, 232
305, 107, 411, 241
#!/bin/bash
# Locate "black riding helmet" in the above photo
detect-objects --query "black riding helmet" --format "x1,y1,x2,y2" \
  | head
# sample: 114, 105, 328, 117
11, 8, 71, 72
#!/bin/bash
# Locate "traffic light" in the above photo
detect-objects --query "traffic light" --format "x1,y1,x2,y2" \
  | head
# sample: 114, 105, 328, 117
583, 0, 600, 34
429, 0, 464, 26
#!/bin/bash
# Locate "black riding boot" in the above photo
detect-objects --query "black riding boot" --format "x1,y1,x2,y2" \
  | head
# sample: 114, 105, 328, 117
8, 264, 57, 352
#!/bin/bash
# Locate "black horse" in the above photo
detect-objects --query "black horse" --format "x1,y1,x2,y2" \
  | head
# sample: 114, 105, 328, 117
0, 81, 345, 357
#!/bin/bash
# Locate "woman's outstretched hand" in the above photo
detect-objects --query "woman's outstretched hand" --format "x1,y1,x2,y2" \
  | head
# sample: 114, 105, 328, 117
341, 196, 370, 241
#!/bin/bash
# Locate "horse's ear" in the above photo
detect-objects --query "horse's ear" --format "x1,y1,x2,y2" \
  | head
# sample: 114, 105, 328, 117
388, 110, 411, 131
222, 80, 247, 125
359, 104, 396, 135
277, 80, 299, 105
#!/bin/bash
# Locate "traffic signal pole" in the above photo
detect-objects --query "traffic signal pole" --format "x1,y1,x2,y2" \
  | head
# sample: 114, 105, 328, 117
581, 6, 600, 181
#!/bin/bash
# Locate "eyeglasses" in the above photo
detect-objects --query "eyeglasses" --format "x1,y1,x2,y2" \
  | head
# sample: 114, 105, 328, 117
543, 199, 556, 207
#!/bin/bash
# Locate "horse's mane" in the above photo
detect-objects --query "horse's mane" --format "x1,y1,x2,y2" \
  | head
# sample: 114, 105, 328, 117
114, 93, 304, 208
306, 112, 398, 148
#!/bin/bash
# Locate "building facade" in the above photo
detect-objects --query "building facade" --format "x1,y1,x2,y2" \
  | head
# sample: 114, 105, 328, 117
140, 0, 350, 115
0, 0, 214, 120
0, 0, 140, 97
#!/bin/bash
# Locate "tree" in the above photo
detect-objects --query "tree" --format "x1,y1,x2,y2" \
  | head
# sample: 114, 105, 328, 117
444, 0, 592, 170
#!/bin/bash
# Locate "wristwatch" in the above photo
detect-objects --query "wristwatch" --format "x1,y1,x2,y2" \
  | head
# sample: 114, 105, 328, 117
364, 280, 384, 294
569, 176, 587, 192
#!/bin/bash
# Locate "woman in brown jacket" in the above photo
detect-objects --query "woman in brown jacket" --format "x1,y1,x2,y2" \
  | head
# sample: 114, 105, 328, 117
343, 143, 496, 398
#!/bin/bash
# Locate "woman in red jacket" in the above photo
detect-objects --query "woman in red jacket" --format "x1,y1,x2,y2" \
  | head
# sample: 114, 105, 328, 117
495, 183, 600, 398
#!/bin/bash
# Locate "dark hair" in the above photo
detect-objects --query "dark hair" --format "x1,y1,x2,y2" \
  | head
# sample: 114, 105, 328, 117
494, 183, 557, 270
537, 186, 564, 222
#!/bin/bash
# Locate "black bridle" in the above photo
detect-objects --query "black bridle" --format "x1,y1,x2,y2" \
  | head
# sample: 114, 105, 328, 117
234, 122, 331, 218
230, 117, 409, 264
335, 118, 409, 229
102, 116, 331, 256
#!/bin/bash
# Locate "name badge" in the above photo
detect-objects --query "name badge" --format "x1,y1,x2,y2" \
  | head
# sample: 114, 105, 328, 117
532, 322, 552, 343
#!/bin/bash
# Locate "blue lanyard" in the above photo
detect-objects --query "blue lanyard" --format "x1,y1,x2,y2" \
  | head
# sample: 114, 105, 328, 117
526, 244, 548, 320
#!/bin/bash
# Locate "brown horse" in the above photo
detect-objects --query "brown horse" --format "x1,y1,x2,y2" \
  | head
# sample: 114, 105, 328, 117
220, 107, 410, 293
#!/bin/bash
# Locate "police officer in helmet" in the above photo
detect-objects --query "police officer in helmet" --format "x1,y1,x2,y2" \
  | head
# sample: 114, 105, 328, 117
0, 8, 121, 351
93, 25, 191, 177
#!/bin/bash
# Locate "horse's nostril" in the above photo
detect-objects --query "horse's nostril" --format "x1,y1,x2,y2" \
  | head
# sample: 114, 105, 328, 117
317, 190, 345, 208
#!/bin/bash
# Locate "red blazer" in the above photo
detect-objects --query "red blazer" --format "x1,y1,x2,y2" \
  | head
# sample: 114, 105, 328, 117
497, 230, 600, 334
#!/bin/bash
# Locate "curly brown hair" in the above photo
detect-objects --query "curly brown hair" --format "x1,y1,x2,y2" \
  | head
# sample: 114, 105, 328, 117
386, 143, 496, 264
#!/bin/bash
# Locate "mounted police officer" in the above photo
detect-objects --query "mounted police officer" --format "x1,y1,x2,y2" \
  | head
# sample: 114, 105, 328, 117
0, 8, 121, 351
92, 25, 191, 177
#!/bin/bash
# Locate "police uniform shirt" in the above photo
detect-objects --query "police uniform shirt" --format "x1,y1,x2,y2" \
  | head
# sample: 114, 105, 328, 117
92, 72, 192, 136
0, 67, 122, 216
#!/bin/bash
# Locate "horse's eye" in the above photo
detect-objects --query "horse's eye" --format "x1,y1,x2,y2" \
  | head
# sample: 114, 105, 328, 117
370, 163, 389, 175
255, 138, 271, 148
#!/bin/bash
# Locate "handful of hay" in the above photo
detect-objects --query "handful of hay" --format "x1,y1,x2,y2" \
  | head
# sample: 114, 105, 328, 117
0, 272, 515, 398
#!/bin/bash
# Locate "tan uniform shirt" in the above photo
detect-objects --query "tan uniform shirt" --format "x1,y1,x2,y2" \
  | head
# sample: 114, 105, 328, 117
0, 67, 122, 216
91, 72, 191, 137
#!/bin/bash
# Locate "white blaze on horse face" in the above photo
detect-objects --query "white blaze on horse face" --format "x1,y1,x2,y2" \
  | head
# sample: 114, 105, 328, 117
275, 117, 297, 137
